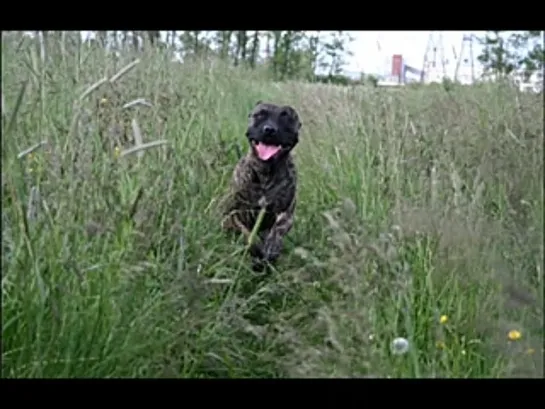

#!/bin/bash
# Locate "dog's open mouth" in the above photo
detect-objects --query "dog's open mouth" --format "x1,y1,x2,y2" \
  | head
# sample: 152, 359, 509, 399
253, 142, 282, 161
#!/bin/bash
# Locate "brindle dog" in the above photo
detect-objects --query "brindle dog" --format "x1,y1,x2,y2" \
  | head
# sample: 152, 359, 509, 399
222, 101, 302, 271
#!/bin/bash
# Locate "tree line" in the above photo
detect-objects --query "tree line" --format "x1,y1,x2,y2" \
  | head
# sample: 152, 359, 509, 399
89, 31, 357, 85
6, 31, 544, 87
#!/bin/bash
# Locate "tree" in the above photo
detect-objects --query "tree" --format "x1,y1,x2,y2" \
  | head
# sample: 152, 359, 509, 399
75, 31, 357, 85
517, 31, 544, 80
180, 31, 202, 56
215, 31, 233, 60
248, 31, 260, 68
234, 31, 248, 66
478, 31, 544, 80
319, 31, 354, 77
147, 31, 160, 46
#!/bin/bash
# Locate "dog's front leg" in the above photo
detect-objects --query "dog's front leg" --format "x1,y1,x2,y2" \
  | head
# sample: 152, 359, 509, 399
261, 211, 294, 264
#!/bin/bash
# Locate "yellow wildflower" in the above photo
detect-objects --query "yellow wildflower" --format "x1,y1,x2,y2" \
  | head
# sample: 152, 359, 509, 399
100, 98, 108, 105
508, 330, 522, 341
439, 315, 448, 324
114, 146, 121, 158
525, 348, 535, 355
436, 341, 446, 350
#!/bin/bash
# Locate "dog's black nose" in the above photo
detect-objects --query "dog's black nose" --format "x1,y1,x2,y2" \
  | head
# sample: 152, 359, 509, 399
263, 124, 277, 136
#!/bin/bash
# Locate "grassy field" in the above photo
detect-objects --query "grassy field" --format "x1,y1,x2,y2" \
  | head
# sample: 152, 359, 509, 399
2, 38, 543, 378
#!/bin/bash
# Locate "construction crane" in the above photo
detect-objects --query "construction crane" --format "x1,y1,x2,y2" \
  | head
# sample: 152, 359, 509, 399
454, 34, 476, 84
375, 32, 389, 77
420, 31, 447, 83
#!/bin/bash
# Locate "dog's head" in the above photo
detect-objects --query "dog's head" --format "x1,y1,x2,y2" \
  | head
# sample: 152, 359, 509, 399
245, 101, 302, 162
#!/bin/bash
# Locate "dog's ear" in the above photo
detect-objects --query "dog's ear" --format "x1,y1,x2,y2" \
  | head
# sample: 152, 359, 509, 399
249, 100, 263, 118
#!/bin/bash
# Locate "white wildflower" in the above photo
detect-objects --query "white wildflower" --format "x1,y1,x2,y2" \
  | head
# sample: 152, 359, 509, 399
391, 337, 410, 355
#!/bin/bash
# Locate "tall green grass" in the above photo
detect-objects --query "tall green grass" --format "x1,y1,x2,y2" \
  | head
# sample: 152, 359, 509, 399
2, 35, 543, 378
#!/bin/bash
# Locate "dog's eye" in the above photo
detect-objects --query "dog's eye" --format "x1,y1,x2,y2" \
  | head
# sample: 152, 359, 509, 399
252, 110, 267, 120
280, 110, 288, 117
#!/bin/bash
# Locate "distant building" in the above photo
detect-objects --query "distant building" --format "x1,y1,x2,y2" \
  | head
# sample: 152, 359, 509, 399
375, 54, 424, 86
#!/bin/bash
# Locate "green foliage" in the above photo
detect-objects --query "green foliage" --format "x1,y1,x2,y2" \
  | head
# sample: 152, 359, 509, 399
1, 33, 543, 378
478, 31, 544, 79
362, 73, 379, 87
67, 30, 356, 84
319, 31, 354, 76
315, 74, 358, 86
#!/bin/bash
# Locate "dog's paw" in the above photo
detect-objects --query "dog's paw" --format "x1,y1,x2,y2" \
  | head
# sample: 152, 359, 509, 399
249, 243, 264, 259
249, 240, 280, 272
251, 257, 266, 272
261, 240, 281, 264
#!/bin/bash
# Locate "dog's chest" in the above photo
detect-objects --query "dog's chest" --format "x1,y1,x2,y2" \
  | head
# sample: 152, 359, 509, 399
248, 168, 293, 214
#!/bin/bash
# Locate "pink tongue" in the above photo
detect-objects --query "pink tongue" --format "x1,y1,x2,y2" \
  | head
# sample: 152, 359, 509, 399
255, 143, 281, 160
